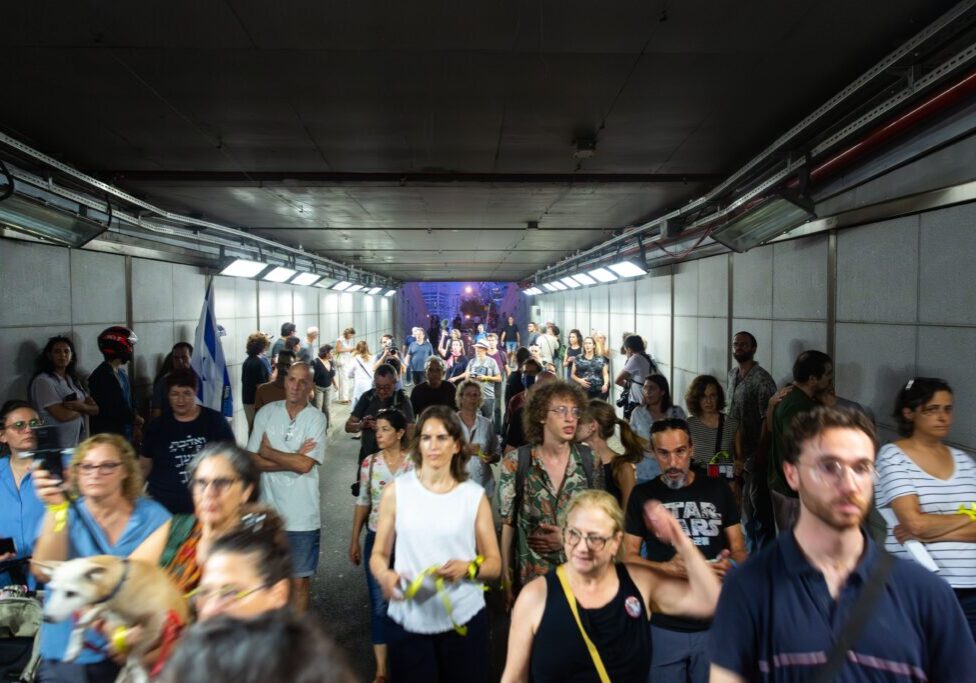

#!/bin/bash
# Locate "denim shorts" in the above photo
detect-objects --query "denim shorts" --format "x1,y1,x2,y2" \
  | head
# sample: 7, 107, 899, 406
505, 341, 517, 353
285, 529, 321, 578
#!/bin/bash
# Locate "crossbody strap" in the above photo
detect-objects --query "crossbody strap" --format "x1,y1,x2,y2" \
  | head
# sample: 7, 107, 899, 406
813, 550, 896, 683
714, 413, 725, 455
555, 565, 611, 683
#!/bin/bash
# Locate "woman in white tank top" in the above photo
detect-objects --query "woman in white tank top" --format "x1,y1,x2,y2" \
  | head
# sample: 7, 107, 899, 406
370, 405, 501, 683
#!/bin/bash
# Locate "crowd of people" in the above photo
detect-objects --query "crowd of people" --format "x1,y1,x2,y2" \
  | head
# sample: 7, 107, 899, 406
2, 314, 976, 682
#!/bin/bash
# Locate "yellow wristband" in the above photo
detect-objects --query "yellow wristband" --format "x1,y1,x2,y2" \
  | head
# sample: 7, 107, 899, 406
958, 504, 976, 521
112, 626, 128, 654
47, 502, 69, 533
467, 555, 485, 580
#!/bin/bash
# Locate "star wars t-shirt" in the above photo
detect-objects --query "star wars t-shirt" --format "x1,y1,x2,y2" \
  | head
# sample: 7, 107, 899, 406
625, 471, 739, 632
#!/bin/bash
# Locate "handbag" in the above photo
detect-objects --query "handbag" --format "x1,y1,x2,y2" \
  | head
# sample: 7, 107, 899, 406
555, 565, 611, 683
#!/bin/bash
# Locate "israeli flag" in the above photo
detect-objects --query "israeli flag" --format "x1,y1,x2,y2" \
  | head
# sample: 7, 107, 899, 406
191, 281, 234, 417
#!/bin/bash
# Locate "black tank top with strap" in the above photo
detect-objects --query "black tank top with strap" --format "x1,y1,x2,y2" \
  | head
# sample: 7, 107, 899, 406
530, 563, 651, 682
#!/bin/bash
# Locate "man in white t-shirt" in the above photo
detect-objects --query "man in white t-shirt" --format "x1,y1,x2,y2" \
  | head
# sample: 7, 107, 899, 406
451, 342, 502, 419
247, 362, 327, 611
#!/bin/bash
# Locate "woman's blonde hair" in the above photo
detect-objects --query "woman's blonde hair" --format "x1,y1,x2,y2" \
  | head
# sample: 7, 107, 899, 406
563, 489, 626, 561
70, 433, 144, 502
354, 340, 371, 359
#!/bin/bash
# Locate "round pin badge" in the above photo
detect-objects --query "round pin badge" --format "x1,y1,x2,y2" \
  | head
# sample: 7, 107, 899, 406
624, 595, 642, 619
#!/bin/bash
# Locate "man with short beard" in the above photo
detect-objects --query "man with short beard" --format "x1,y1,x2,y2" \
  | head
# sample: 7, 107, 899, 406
709, 406, 976, 682
726, 331, 777, 550
623, 418, 746, 683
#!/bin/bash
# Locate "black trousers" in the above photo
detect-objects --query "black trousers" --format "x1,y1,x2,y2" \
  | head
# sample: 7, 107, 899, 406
387, 608, 488, 683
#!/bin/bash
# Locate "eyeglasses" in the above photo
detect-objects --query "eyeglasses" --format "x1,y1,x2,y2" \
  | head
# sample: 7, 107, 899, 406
77, 462, 123, 475
549, 406, 582, 419
191, 477, 240, 494
187, 583, 267, 606
564, 528, 613, 551
805, 459, 877, 485
2, 419, 43, 433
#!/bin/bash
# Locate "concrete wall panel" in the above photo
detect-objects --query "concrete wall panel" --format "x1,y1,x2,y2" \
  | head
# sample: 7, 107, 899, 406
834, 323, 915, 431
698, 255, 728, 318
132, 259, 173, 323
71, 250, 126, 325
732, 248, 773, 319
919, 203, 976, 325
837, 216, 918, 323
673, 261, 699, 317
772, 236, 828, 320
0, 241, 71, 327
918, 326, 976, 447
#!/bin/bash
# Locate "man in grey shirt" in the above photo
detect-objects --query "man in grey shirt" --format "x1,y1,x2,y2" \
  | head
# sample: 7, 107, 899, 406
451, 341, 502, 419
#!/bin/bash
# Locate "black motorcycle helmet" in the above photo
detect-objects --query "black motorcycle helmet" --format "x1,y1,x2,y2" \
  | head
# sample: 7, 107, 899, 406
97, 326, 138, 362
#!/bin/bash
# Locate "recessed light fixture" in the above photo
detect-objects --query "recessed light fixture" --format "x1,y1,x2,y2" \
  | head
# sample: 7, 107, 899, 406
332, 281, 352, 291
551, 281, 568, 291
384, 289, 397, 297
571, 272, 596, 285
588, 267, 618, 283
366, 286, 382, 295
543, 283, 558, 292
560, 276, 581, 288
263, 266, 297, 283
346, 284, 364, 293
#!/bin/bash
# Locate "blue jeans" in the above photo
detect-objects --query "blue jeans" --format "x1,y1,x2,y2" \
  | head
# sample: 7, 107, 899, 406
363, 530, 389, 645
285, 530, 321, 578
955, 588, 976, 643
649, 625, 710, 683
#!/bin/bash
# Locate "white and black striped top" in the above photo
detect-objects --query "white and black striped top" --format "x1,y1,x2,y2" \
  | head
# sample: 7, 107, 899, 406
687, 414, 739, 468
875, 443, 976, 588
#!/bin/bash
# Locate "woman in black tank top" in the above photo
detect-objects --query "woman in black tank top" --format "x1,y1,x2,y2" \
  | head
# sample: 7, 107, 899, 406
500, 490, 722, 683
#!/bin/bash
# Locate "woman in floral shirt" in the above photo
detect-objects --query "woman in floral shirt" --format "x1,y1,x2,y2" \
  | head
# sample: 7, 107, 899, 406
349, 408, 413, 683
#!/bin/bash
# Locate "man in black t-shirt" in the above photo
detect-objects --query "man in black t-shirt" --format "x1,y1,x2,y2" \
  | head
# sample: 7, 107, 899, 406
344, 364, 415, 492
624, 418, 747, 683
140, 368, 235, 514
410, 357, 457, 416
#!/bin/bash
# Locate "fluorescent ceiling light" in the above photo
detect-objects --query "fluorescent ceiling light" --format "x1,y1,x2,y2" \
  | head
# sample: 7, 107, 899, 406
346, 284, 364, 292
263, 266, 297, 283
314, 278, 335, 288
711, 195, 815, 253
543, 283, 558, 292
0, 193, 108, 248
291, 272, 321, 286
524, 287, 542, 295
384, 289, 397, 297
367, 287, 382, 295
551, 281, 568, 291
570, 272, 596, 286
588, 268, 618, 283
220, 258, 267, 278
560, 276, 581, 288
608, 260, 646, 278
332, 281, 352, 291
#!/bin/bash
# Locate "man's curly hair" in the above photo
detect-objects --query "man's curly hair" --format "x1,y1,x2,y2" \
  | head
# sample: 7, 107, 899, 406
523, 380, 588, 445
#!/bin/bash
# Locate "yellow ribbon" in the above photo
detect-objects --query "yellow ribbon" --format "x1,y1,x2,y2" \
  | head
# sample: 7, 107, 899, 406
47, 502, 69, 533
112, 626, 128, 654
957, 504, 976, 521
401, 558, 487, 637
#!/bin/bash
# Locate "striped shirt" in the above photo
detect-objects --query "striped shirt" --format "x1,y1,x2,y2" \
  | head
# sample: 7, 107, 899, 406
875, 443, 976, 588
687, 414, 739, 468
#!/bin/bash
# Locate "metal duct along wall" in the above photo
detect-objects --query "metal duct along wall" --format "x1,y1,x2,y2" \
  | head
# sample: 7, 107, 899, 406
533, 199, 976, 452
0, 238, 395, 440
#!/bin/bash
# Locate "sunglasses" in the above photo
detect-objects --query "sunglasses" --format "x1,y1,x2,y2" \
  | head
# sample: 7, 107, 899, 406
2, 418, 43, 433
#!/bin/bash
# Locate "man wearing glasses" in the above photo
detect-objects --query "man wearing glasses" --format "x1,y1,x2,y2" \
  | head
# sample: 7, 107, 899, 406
247, 362, 327, 612
497, 380, 603, 607
623, 418, 746, 683
345, 363, 415, 495
709, 406, 976, 682
0, 400, 46, 587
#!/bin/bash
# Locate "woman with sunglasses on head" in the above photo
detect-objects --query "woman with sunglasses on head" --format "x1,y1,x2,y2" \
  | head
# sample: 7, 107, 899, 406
349, 409, 413, 683
501, 489, 720, 683
192, 505, 293, 622
370, 405, 501, 683
29, 335, 99, 449
0, 401, 48, 587
31, 433, 172, 683
875, 377, 976, 639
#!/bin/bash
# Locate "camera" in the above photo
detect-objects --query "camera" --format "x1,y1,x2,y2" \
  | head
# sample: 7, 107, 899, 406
26, 425, 68, 480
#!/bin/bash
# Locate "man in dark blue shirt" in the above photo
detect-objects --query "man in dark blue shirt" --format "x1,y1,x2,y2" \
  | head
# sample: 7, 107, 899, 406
709, 406, 976, 682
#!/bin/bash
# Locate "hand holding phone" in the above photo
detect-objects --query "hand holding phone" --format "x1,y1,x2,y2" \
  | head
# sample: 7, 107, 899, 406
0, 537, 16, 556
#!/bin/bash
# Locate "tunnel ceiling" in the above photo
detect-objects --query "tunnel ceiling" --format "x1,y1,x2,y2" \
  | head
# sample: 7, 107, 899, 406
0, 1, 956, 281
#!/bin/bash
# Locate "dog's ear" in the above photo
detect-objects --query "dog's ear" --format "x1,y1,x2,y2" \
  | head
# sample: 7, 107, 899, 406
31, 559, 62, 574
83, 566, 108, 583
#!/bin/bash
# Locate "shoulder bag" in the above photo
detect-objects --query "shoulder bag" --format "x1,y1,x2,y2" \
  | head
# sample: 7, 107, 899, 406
555, 565, 611, 683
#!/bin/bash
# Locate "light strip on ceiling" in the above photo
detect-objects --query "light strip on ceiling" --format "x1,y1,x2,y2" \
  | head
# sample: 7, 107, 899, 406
332, 281, 352, 291
346, 284, 364, 292
570, 272, 596, 285
608, 260, 646, 278
551, 281, 568, 291
291, 272, 321, 286
560, 276, 581, 288
366, 286, 382, 294
263, 266, 297, 282
384, 289, 397, 297
588, 267, 618, 283
542, 283, 558, 292
220, 258, 267, 278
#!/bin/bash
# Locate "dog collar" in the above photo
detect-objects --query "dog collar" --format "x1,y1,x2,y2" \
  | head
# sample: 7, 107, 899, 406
94, 559, 130, 605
